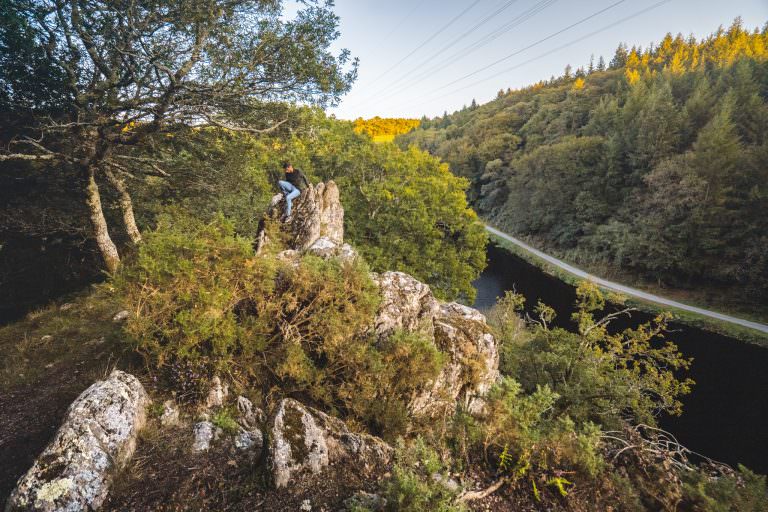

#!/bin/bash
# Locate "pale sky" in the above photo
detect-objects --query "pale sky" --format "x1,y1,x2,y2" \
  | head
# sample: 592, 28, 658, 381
316, 0, 767, 119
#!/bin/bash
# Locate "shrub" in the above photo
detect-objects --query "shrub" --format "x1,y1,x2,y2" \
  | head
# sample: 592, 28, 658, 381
470, 377, 603, 484
347, 329, 446, 439
115, 211, 446, 438
113, 211, 278, 397
489, 282, 693, 429
681, 465, 768, 512
211, 409, 239, 434
374, 438, 465, 512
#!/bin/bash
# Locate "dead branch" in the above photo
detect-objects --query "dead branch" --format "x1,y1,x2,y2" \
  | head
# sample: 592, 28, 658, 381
200, 117, 288, 134
458, 477, 509, 503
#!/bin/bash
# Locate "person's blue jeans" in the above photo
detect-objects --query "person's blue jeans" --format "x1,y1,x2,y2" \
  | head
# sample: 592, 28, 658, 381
278, 180, 301, 217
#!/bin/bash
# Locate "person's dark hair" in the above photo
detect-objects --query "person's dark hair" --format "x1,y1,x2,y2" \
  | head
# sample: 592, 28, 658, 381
282, 161, 291, 169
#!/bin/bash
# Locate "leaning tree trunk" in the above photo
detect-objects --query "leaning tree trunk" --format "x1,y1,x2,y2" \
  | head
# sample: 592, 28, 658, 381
85, 167, 121, 272
105, 169, 142, 244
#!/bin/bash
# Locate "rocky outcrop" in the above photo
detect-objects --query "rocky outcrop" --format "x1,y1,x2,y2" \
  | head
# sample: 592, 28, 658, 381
410, 303, 500, 417
269, 399, 393, 489
6, 370, 149, 512
257, 181, 345, 254
371, 273, 499, 418
372, 271, 440, 339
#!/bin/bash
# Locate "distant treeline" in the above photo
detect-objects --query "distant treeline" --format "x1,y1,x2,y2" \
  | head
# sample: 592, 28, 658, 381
353, 116, 420, 140
400, 19, 768, 301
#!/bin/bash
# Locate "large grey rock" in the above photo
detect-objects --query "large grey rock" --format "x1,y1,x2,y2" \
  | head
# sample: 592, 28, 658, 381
372, 271, 440, 339
6, 370, 149, 512
269, 399, 393, 489
257, 181, 345, 254
409, 302, 500, 417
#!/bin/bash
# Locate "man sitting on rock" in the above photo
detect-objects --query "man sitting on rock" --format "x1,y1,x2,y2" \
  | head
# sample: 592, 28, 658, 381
276, 162, 310, 221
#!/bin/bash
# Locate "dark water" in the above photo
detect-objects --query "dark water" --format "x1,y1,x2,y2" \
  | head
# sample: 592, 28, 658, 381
473, 243, 768, 474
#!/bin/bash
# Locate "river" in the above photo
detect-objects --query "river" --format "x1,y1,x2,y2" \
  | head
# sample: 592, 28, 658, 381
473, 243, 768, 474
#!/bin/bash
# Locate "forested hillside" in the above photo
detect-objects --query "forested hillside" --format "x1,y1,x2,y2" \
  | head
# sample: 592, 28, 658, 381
400, 19, 768, 305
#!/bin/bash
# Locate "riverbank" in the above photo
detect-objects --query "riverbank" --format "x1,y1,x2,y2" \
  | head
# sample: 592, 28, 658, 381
472, 242, 768, 474
486, 230, 768, 347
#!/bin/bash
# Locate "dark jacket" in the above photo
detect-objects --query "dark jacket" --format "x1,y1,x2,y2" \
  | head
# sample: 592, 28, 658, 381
270, 167, 311, 191
285, 168, 310, 190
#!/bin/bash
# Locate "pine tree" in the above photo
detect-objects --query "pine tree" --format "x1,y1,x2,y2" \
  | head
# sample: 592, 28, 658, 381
610, 43, 628, 68
597, 55, 606, 71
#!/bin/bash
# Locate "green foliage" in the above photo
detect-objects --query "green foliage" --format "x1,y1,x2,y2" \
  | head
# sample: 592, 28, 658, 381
374, 438, 465, 512
478, 377, 604, 480
401, 19, 768, 303
681, 465, 768, 512
450, 282, 701, 505
113, 211, 276, 395
492, 282, 693, 428
351, 329, 445, 439
282, 116, 488, 301
114, 211, 449, 437
211, 409, 239, 434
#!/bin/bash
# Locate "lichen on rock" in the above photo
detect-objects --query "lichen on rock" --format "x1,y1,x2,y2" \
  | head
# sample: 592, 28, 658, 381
6, 370, 149, 512
372, 271, 440, 339
269, 399, 393, 489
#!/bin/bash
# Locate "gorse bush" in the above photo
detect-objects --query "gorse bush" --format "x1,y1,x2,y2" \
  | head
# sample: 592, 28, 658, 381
371, 438, 465, 512
114, 211, 446, 436
114, 211, 278, 397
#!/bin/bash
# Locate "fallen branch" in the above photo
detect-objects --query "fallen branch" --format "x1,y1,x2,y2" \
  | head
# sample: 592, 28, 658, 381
458, 477, 509, 503
0, 153, 58, 161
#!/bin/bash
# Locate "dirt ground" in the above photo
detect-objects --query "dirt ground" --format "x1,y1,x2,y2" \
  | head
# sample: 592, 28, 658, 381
0, 350, 123, 501
104, 421, 390, 512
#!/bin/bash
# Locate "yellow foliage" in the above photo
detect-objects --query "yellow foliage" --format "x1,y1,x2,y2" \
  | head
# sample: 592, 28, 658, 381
572, 77, 585, 90
353, 117, 420, 142
625, 68, 641, 85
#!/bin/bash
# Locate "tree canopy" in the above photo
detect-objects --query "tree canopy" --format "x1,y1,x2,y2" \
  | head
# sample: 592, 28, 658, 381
0, 0, 357, 270
400, 19, 768, 304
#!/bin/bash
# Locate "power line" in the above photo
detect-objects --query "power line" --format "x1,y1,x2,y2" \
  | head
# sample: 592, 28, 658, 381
361, 0, 558, 108
436, 0, 630, 92
401, 0, 674, 113
375, 0, 523, 94
364, 0, 484, 87
379, 0, 429, 43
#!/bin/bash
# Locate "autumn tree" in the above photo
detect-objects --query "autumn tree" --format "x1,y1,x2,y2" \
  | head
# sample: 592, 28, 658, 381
0, 0, 356, 271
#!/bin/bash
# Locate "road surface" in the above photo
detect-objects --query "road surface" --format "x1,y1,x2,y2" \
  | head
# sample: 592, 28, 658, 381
485, 225, 768, 335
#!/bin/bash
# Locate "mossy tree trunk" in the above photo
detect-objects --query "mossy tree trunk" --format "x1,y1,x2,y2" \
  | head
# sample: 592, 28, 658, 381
105, 169, 142, 244
85, 165, 120, 273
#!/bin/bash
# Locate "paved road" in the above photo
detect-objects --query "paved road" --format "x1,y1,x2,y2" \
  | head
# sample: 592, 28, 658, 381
485, 225, 768, 335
